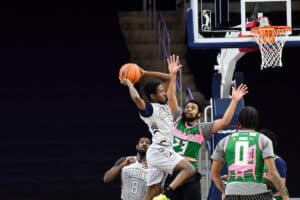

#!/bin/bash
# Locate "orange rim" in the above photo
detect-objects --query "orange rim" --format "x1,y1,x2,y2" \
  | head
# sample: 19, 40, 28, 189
251, 26, 292, 43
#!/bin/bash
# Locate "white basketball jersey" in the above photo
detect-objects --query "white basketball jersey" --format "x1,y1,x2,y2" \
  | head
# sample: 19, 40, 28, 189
121, 157, 148, 200
140, 103, 173, 147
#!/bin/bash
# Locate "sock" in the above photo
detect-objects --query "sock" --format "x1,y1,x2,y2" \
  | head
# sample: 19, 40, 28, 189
164, 186, 174, 198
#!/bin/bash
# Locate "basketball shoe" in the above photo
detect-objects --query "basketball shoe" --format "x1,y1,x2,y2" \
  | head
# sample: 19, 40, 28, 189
153, 194, 170, 200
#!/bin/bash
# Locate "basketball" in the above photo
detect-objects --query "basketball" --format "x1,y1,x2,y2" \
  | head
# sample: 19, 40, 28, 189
119, 63, 143, 84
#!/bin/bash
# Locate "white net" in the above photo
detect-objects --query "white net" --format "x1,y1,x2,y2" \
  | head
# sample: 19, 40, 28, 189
251, 26, 291, 70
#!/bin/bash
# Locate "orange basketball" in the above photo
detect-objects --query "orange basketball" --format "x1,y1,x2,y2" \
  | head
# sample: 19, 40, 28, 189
119, 63, 143, 84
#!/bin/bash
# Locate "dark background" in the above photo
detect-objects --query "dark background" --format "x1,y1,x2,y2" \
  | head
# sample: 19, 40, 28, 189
0, 0, 298, 199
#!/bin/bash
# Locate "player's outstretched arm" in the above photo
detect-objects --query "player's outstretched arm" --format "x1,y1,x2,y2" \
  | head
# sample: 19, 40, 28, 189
143, 70, 171, 84
167, 54, 182, 115
211, 84, 248, 133
143, 69, 171, 95
120, 78, 146, 111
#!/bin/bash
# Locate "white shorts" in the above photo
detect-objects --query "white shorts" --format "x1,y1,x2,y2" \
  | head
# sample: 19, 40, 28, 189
146, 144, 183, 186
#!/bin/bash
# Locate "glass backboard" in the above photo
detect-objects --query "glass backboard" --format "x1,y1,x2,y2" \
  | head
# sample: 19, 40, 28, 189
188, 0, 300, 48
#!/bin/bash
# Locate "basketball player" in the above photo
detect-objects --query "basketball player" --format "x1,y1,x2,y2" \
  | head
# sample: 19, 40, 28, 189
164, 54, 248, 200
103, 136, 151, 200
119, 55, 196, 200
210, 106, 289, 200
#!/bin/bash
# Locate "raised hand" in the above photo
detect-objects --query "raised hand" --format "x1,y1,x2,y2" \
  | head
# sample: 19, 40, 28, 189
231, 84, 248, 102
167, 54, 183, 76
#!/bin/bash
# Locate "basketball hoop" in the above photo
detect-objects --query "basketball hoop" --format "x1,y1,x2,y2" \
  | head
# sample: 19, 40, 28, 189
251, 26, 292, 70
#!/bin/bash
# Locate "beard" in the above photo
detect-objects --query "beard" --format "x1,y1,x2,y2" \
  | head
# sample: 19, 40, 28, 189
182, 113, 198, 122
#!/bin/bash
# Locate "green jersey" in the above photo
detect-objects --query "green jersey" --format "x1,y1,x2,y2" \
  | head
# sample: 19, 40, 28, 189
172, 117, 213, 168
212, 130, 275, 195
225, 131, 264, 184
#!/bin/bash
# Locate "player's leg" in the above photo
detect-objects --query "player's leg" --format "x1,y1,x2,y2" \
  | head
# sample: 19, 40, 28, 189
182, 172, 202, 200
163, 173, 183, 200
152, 148, 196, 199
167, 159, 196, 192
144, 147, 167, 200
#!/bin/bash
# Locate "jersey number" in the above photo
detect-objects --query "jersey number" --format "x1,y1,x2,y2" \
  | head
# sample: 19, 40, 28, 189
234, 141, 249, 165
130, 180, 139, 193
173, 137, 188, 154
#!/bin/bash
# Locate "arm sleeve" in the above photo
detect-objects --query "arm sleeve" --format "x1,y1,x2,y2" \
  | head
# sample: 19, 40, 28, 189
139, 103, 153, 117
199, 122, 214, 140
259, 134, 275, 159
211, 137, 227, 162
